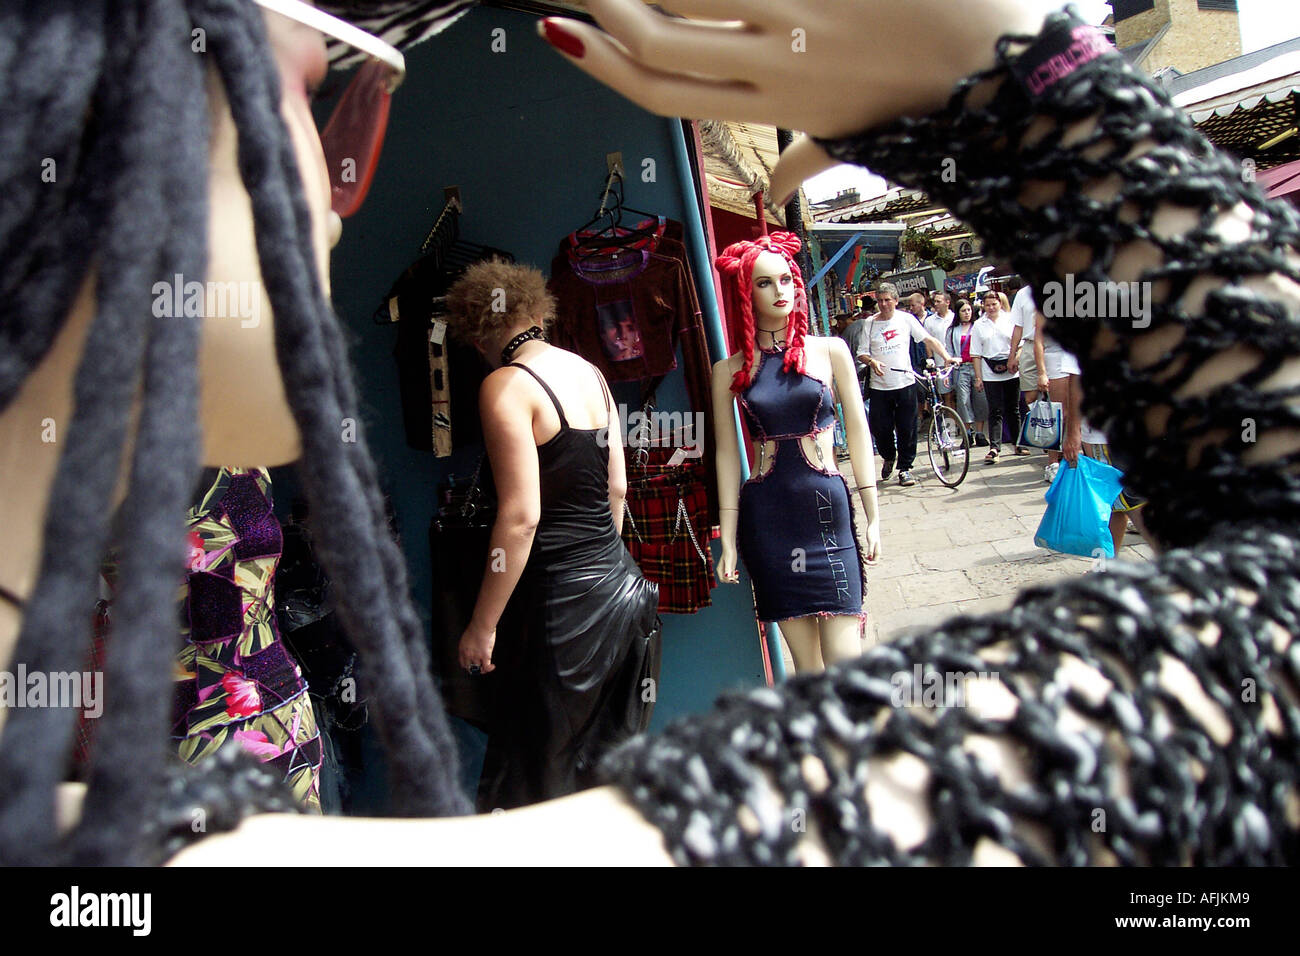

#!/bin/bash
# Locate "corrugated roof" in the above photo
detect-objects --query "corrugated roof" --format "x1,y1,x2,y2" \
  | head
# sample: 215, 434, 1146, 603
698, 121, 786, 225
1173, 50, 1300, 118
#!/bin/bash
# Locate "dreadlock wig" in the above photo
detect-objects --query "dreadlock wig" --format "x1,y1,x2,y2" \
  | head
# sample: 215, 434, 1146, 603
714, 232, 810, 394
0, 0, 472, 866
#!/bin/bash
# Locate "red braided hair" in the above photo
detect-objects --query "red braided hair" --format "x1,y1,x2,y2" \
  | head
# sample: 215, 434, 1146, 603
715, 231, 809, 393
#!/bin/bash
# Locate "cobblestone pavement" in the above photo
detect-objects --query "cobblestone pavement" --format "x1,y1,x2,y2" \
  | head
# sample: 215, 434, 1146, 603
845, 443, 1155, 647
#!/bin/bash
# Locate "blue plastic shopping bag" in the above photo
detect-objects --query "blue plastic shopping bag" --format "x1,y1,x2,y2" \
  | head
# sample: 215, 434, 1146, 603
1033, 455, 1124, 558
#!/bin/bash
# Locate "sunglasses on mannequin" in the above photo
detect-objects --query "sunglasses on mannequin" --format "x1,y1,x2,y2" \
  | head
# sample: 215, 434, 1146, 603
253, 0, 406, 217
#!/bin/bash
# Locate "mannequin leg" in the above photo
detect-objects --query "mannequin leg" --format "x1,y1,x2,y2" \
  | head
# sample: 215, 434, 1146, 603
819, 615, 863, 667
779, 617, 825, 674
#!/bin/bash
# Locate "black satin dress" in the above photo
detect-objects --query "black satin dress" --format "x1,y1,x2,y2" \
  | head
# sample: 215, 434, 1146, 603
477, 362, 661, 811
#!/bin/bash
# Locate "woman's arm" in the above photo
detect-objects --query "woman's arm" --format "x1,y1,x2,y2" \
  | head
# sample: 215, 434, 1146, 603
602, 372, 628, 535
458, 370, 542, 674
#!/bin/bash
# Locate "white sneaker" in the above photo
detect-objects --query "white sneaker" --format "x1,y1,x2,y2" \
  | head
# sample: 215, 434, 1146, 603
1044, 462, 1060, 484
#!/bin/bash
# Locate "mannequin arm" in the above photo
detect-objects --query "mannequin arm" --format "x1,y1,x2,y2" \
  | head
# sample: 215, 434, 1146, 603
167, 786, 676, 866
829, 339, 879, 560
535, 0, 1050, 202
711, 355, 743, 583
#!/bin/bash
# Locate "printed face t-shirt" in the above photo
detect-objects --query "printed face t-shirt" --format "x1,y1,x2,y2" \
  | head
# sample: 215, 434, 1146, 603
864, 312, 928, 391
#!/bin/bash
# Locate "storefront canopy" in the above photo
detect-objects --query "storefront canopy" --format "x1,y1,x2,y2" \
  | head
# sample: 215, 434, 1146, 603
1258, 158, 1300, 198
1171, 44, 1300, 169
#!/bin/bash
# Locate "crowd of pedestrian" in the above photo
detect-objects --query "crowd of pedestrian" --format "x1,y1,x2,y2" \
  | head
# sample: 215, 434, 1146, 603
837, 282, 1150, 559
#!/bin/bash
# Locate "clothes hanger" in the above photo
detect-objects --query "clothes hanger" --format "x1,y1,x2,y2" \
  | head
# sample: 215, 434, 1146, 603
607, 171, 660, 224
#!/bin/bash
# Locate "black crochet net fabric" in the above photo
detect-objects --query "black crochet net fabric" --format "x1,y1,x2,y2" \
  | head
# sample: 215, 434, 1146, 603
605, 525, 1300, 865
602, 7, 1300, 865
143, 747, 301, 866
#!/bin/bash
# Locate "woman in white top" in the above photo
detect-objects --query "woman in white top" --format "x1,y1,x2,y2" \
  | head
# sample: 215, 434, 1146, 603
942, 298, 989, 443
970, 289, 1021, 462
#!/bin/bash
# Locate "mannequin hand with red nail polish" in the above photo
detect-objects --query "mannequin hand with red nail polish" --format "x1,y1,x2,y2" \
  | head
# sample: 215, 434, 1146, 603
537, 0, 1052, 202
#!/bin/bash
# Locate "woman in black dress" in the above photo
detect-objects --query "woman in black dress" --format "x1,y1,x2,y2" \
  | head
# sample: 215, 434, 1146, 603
443, 259, 660, 810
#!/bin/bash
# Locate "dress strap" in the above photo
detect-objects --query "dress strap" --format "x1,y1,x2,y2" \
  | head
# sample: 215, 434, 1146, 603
589, 362, 614, 414
508, 362, 568, 431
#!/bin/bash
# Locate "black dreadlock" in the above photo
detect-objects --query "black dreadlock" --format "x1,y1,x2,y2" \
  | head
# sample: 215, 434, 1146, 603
0, 0, 468, 866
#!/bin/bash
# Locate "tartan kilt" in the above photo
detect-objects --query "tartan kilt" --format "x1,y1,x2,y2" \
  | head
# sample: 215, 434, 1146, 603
621, 450, 716, 615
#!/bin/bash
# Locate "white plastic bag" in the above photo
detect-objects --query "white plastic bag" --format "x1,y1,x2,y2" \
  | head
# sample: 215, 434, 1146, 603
1019, 397, 1063, 450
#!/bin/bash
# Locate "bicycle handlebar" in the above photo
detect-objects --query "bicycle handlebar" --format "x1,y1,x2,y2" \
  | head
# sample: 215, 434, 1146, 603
886, 365, 958, 386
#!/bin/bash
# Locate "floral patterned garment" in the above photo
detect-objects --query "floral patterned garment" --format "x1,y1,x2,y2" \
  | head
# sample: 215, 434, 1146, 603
174, 467, 322, 812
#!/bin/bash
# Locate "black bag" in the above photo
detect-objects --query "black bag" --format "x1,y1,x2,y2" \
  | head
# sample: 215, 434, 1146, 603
983, 354, 1011, 374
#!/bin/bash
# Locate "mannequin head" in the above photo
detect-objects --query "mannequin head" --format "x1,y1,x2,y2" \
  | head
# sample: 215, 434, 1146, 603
443, 258, 557, 368
749, 250, 797, 327
715, 231, 809, 393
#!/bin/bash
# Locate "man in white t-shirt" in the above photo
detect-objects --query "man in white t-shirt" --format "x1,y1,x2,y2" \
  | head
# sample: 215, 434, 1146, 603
970, 289, 1022, 461
924, 290, 956, 411
923, 290, 953, 342
1008, 285, 1047, 415
858, 283, 956, 486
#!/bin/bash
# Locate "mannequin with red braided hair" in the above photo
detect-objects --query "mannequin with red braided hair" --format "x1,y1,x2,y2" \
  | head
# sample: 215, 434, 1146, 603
711, 232, 882, 671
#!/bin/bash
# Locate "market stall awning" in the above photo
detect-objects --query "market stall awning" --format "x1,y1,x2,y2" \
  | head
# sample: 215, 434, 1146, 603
1258, 159, 1300, 198
696, 120, 786, 226
1173, 49, 1300, 169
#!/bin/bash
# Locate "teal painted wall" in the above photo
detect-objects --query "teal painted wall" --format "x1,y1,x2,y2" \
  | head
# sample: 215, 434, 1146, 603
323, 7, 765, 801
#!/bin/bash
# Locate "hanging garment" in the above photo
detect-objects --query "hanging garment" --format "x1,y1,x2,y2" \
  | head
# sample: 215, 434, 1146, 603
174, 468, 323, 811
477, 363, 661, 811
737, 348, 867, 622
622, 444, 716, 615
74, 470, 323, 811
427, 455, 529, 731
550, 220, 718, 523
385, 245, 510, 453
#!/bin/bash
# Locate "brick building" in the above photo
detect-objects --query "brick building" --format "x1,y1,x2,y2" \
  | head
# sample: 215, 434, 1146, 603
1109, 0, 1243, 76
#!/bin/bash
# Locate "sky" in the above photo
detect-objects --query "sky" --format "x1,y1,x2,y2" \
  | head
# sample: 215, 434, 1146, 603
803, 0, 1300, 204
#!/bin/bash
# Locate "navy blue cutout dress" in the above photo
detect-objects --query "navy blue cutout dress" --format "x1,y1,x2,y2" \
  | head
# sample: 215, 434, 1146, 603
737, 348, 866, 622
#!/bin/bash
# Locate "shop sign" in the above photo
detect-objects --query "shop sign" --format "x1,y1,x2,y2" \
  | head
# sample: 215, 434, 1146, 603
881, 267, 946, 296
946, 271, 981, 294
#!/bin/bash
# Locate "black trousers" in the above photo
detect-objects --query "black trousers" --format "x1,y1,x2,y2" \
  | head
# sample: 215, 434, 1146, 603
983, 377, 1021, 452
868, 384, 918, 470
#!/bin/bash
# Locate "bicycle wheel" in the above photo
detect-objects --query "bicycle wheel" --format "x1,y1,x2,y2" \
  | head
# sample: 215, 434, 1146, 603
928, 405, 970, 487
